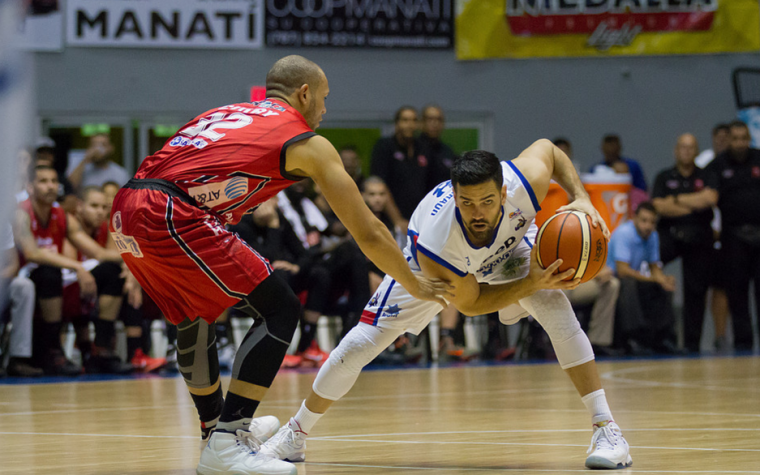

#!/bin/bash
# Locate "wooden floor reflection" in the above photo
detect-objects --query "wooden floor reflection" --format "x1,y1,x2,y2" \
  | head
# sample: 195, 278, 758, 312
1, 356, 759, 474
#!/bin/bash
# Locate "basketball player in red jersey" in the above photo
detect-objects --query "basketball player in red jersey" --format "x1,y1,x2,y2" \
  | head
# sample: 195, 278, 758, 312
111, 55, 447, 475
14, 165, 124, 375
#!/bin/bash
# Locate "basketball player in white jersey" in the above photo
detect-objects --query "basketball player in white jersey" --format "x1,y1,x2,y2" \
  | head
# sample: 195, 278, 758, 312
259, 140, 632, 469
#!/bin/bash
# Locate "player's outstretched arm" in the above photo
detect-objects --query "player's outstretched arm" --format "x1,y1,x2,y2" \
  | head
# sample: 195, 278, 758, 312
418, 246, 578, 317
512, 139, 609, 239
285, 135, 450, 306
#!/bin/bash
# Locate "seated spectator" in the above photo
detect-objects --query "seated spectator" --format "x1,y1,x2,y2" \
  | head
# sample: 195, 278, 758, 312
229, 198, 331, 368
652, 133, 718, 353
14, 164, 126, 375
34, 138, 78, 213
102, 180, 121, 214
67, 133, 130, 192
563, 265, 621, 356
1, 223, 43, 377
608, 202, 679, 354
75, 186, 161, 372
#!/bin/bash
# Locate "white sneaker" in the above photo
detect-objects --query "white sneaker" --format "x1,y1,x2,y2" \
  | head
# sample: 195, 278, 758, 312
197, 430, 297, 475
199, 416, 281, 452
585, 420, 633, 469
259, 418, 307, 463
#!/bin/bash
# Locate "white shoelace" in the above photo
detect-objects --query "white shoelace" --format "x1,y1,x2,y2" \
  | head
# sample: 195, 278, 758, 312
236, 430, 263, 455
587, 424, 618, 454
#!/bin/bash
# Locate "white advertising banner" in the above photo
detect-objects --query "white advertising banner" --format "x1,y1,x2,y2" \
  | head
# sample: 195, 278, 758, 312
66, 0, 264, 49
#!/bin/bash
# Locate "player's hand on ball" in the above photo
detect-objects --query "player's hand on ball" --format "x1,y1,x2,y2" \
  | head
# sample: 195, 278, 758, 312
558, 198, 610, 240
410, 275, 454, 308
527, 246, 580, 291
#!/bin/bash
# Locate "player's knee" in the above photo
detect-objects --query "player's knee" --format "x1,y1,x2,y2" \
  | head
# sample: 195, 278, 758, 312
237, 273, 300, 343
553, 328, 595, 369
30, 265, 62, 299
91, 262, 124, 296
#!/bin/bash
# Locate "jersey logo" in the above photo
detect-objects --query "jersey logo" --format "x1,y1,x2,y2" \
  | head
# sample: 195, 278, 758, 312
501, 256, 527, 279
514, 216, 527, 231
188, 177, 250, 207
433, 181, 452, 198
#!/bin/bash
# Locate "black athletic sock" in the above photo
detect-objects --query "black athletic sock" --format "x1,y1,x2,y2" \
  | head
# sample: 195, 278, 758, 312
297, 322, 317, 353
191, 385, 224, 439
127, 335, 141, 360
141, 320, 152, 354
440, 328, 455, 340
93, 319, 116, 350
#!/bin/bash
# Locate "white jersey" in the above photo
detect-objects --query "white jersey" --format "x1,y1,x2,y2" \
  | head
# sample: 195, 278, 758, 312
405, 160, 541, 284
361, 161, 541, 334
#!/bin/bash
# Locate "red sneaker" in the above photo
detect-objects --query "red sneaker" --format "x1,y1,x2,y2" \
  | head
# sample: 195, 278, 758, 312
131, 348, 167, 373
280, 354, 303, 369
301, 341, 329, 368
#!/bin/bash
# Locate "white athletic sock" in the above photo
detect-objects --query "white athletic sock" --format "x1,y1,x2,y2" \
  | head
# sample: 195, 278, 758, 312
292, 400, 324, 434
581, 389, 613, 424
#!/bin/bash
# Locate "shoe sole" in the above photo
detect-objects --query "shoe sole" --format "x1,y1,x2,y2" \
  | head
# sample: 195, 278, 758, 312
197, 463, 297, 475
585, 454, 633, 469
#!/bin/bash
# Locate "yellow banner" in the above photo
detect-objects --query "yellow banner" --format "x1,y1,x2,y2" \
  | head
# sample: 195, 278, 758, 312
456, 0, 760, 59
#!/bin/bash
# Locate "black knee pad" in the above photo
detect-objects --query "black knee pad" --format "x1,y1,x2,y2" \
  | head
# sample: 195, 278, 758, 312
233, 273, 300, 343
29, 265, 62, 299
91, 262, 124, 296
176, 317, 219, 388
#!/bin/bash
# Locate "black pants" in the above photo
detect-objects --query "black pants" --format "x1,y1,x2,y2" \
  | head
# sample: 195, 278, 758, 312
615, 277, 676, 348
722, 231, 760, 351
659, 232, 713, 352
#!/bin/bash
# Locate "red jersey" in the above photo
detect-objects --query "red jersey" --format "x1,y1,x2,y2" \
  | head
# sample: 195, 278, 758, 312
18, 199, 67, 265
134, 99, 315, 225
77, 221, 108, 262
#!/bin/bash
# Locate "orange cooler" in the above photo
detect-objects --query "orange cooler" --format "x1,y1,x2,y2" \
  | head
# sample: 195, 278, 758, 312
534, 175, 632, 233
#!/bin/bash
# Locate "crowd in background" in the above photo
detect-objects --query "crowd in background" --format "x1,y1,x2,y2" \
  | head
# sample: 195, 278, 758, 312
2, 107, 759, 378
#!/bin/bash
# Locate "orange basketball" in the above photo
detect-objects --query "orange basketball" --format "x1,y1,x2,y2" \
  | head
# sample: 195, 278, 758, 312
535, 211, 607, 283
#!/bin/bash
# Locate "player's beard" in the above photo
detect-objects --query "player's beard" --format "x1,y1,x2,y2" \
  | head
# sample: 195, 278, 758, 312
466, 217, 497, 243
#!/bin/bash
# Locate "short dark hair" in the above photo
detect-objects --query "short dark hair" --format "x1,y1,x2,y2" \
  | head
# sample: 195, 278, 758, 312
102, 181, 120, 190
451, 150, 503, 190
635, 201, 656, 216
602, 134, 620, 144
79, 185, 104, 202
265, 55, 324, 99
728, 119, 749, 131
394, 106, 417, 123
29, 163, 57, 183
553, 137, 571, 148
712, 123, 730, 135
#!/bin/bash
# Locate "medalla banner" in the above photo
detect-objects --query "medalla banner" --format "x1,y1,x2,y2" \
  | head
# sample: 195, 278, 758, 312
265, 0, 453, 48
67, 0, 264, 49
457, 0, 759, 59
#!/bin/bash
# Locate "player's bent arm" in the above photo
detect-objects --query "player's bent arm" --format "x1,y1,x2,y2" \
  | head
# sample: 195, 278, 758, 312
13, 210, 87, 271
285, 136, 438, 300
417, 246, 578, 316
512, 139, 609, 237
66, 214, 122, 263
651, 197, 692, 217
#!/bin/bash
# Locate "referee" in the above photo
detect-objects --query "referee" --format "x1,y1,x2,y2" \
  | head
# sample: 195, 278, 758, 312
652, 133, 718, 353
705, 120, 760, 351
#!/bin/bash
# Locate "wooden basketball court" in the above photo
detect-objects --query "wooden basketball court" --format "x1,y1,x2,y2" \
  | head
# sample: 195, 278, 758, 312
1, 356, 759, 474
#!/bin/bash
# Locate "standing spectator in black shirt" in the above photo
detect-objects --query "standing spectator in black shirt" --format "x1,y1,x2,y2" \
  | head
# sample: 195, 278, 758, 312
652, 133, 719, 352
370, 107, 435, 220
419, 105, 458, 185
705, 120, 760, 351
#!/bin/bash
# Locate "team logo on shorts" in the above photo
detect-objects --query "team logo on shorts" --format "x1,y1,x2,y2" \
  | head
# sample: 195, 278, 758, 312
384, 304, 402, 318
368, 292, 380, 308
112, 211, 122, 233
501, 256, 526, 279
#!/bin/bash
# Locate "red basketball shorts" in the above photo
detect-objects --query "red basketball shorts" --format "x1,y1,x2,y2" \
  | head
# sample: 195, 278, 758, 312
110, 188, 271, 325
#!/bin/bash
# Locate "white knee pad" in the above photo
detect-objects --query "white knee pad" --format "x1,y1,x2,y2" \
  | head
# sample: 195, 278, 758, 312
312, 323, 400, 401
519, 289, 595, 369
